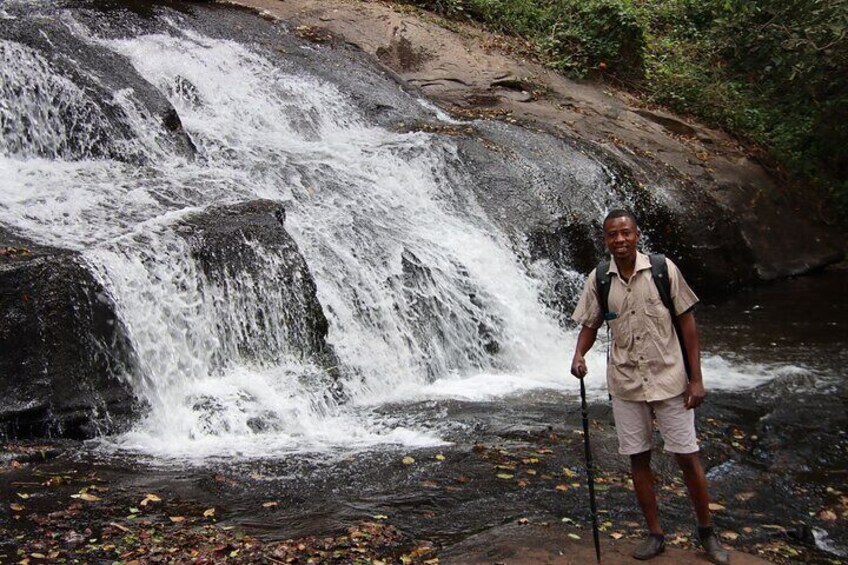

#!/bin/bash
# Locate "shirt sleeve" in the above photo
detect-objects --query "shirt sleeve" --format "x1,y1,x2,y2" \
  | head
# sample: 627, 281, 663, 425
667, 259, 699, 315
571, 269, 604, 329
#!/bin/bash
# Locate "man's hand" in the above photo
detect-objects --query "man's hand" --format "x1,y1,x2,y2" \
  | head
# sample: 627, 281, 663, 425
684, 380, 706, 409
570, 325, 597, 379
571, 354, 588, 379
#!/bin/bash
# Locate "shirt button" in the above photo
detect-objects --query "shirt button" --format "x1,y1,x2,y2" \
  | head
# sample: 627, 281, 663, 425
631, 310, 635, 315
627, 288, 632, 293
635, 336, 641, 341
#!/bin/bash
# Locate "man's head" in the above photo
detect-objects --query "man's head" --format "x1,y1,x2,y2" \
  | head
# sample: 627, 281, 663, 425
603, 208, 640, 263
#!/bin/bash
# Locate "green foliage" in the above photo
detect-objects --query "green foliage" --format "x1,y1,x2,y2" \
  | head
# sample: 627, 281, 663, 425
410, 0, 647, 77
404, 0, 848, 221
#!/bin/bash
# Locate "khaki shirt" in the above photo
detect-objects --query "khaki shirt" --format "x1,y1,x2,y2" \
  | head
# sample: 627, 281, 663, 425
572, 252, 699, 402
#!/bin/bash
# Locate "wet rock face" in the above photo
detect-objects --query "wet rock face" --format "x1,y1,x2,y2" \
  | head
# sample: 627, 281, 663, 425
180, 200, 338, 373
452, 120, 787, 299
0, 1, 196, 162
235, 0, 844, 294
0, 200, 338, 440
0, 238, 136, 439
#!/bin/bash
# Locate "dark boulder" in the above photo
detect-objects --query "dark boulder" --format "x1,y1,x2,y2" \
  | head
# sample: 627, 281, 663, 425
180, 200, 338, 376
0, 232, 137, 439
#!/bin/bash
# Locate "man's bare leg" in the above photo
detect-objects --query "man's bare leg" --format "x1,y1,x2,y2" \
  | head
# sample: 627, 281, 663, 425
674, 452, 711, 527
631, 450, 663, 534
674, 452, 730, 564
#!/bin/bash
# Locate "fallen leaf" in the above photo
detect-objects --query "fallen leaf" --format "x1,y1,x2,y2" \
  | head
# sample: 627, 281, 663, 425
819, 509, 838, 521
735, 492, 756, 502
140, 494, 161, 506
402, 456, 415, 465
562, 467, 577, 478
610, 532, 624, 540
262, 501, 278, 508
496, 473, 514, 480
10, 503, 24, 512
708, 503, 725, 511
203, 508, 216, 517
555, 484, 569, 492
435, 454, 445, 461
721, 531, 739, 541
71, 493, 100, 502
109, 522, 130, 532
16, 493, 30, 499
373, 514, 388, 520
169, 516, 185, 523
518, 518, 529, 525
568, 533, 581, 540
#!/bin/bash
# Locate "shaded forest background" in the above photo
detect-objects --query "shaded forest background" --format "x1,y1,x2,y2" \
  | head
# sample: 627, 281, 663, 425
403, 0, 848, 224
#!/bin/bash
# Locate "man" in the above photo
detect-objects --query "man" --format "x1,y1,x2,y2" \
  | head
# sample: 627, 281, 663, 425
570, 209, 729, 564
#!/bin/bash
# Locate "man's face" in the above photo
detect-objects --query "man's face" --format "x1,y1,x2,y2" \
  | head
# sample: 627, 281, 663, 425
603, 216, 640, 262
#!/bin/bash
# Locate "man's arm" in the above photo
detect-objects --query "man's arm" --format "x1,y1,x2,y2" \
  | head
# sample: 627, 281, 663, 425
677, 311, 705, 409
570, 325, 598, 379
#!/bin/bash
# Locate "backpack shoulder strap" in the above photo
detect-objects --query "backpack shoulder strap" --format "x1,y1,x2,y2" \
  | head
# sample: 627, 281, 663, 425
649, 253, 674, 316
650, 253, 692, 379
595, 259, 613, 320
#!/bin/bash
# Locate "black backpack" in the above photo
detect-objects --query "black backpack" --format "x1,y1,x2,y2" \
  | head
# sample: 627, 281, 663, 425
595, 253, 691, 378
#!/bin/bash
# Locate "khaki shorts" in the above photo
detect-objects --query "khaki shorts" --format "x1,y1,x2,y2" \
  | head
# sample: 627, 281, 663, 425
611, 394, 698, 455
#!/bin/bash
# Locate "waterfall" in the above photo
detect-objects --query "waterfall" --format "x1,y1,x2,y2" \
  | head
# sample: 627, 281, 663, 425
0, 4, 780, 457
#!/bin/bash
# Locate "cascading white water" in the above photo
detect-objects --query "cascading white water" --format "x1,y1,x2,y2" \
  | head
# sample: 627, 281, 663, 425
0, 14, 782, 458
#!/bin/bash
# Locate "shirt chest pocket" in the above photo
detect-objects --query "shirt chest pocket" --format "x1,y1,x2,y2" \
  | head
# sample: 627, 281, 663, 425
644, 297, 671, 339
645, 297, 668, 318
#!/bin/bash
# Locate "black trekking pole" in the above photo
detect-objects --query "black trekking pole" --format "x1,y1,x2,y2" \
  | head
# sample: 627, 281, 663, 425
579, 375, 602, 563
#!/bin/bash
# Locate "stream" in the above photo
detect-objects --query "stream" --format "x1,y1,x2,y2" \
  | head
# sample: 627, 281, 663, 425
1, 1, 845, 561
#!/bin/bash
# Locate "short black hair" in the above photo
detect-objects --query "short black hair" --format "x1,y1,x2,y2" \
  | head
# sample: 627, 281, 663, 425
603, 208, 638, 227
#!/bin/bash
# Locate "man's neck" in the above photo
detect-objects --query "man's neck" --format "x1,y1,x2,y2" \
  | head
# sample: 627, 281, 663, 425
614, 255, 637, 281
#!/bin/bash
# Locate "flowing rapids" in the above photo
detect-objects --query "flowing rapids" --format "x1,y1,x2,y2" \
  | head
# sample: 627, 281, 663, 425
0, 3, 798, 459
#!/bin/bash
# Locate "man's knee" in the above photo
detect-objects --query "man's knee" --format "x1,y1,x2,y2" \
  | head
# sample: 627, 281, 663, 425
673, 451, 702, 473
630, 449, 652, 469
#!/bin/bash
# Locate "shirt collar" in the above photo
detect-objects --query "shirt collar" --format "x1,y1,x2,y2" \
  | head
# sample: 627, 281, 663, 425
607, 251, 651, 276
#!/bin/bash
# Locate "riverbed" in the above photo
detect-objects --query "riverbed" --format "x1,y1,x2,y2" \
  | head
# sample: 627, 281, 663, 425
2, 267, 846, 563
